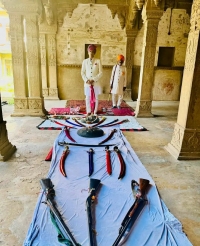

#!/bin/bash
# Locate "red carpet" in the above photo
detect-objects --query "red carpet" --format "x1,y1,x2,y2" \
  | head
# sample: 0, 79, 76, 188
56, 100, 135, 116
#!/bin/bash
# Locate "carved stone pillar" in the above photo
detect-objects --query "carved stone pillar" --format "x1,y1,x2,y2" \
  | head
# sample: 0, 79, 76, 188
135, 9, 163, 117
39, 0, 59, 100
125, 31, 137, 100
39, 34, 48, 98
47, 34, 59, 99
9, 14, 28, 116
124, 0, 139, 100
0, 93, 16, 161
25, 14, 46, 115
166, 0, 200, 160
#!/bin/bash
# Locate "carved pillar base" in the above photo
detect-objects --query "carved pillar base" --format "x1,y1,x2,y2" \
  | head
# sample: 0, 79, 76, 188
12, 97, 28, 116
165, 123, 200, 160
12, 97, 47, 116
0, 121, 17, 161
42, 88, 49, 98
135, 99, 154, 117
27, 97, 47, 116
47, 88, 59, 100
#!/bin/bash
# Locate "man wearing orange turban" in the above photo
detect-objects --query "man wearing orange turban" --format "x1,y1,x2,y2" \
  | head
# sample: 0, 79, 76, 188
81, 44, 103, 116
110, 55, 127, 109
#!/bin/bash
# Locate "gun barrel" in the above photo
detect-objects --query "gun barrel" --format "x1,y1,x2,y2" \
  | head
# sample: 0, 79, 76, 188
112, 179, 150, 246
86, 179, 101, 246
86, 198, 95, 246
112, 198, 146, 246
40, 179, 79, 246
58, 141, 115, 147
47, 200, 79, 246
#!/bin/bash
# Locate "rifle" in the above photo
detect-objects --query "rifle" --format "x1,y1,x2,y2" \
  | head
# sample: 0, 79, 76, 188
86, 178, 101, 246
112, 178, 150, 246
40, 178, 80, 246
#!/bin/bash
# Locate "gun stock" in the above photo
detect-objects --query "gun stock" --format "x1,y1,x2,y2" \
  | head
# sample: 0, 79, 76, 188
139, 178, 150, 197
40, 178, 80, 246
112, 178, 150, 246
86, 178, 101, 246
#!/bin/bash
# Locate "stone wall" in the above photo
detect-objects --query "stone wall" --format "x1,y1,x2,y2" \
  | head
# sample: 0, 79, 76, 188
56, 4, 126, 100
132, 8, 190, 101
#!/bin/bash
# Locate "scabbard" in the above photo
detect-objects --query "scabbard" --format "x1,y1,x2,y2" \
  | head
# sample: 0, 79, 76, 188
100, 119, 129, 128
72, 118, 86, 127
92, 117, 106, 127
88, 148, 94, 176
50, 119, 75, 128
98, 119, 118, 127
64, 127, 76, 143
59, 146, 70, 177
105, 146, 112, 175
58, 141, 115, 147
98, 129, 117, 145
113, 146, 126, 179
65, 119, 82, 127
45, 147, 53, 161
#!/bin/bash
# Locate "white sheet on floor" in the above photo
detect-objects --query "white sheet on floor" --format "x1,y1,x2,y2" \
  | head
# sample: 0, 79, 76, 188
24, 127, 192, 246
37, 115, 145, 130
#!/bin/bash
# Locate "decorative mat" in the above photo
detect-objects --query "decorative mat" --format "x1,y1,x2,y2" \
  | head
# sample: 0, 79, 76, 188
49, 100, 135, 116
66, 99, 131, 108
49, 107, 135, 116
37, 115, 147, 131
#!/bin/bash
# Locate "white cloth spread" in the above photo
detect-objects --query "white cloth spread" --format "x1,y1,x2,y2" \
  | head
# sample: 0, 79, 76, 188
24, 127, 192, 246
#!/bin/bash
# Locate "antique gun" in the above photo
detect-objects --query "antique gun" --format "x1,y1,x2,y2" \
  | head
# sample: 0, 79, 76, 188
112, 178, 150, 246
86, 178, 101, 246
40, 178, 80, 246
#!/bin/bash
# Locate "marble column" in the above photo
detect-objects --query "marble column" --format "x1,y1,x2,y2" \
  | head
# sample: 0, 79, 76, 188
166, 0, 200, 160
0, 92, 16, 161
9, 14, 28, 116
135, 9, 163, 117
25, 14, 46, 116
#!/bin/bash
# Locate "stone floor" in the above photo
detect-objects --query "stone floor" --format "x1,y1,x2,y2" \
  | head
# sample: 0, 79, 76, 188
0, 99, 200, 246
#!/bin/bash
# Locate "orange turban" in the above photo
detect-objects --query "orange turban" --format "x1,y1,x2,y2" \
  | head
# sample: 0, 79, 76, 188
88, 44, 96, 53
117, 55, 125, 62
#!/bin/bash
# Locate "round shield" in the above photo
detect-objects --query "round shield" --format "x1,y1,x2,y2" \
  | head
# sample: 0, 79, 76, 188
77, 127, 104, 138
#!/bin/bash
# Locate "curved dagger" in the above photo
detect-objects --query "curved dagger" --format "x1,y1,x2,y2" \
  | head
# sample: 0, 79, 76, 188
64, 127, 77, 143
97, 119, 118, 127
98, 129, 117, 145
100, 119, 129, 128
113, 146, 126, 179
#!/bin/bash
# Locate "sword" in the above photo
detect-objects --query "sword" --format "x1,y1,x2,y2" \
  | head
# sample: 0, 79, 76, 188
58, 141, 115, 147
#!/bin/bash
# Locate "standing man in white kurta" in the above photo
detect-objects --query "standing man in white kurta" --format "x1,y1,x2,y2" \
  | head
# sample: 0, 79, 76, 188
110, 55, 127, 108
81, 44, 103, 116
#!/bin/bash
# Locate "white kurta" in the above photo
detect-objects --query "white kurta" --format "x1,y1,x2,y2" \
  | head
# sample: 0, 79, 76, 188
81, 58, 103, 96
110, 65, 126, 95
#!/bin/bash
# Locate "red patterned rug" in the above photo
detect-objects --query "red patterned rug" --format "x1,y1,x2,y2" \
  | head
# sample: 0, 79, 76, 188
58, 100, 135, 116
